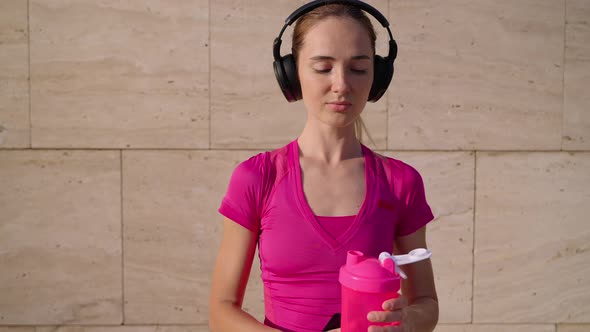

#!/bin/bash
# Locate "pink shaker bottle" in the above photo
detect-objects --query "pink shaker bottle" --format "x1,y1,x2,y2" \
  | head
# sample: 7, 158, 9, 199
339, 250, 401, 331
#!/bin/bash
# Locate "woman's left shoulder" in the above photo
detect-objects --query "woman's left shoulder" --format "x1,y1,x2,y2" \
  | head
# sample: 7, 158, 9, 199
368, 148, 422, 178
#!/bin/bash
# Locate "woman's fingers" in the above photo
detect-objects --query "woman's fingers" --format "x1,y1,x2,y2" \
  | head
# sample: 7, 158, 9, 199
367, 309, 403, 322
382, 295, 408, 311
367, 295, 408, 331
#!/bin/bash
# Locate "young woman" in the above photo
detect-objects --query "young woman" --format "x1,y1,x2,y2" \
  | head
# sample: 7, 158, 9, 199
209, 2, 438, 331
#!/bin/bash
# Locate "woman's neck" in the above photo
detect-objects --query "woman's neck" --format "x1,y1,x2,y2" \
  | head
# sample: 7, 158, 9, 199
297, 123, 362, 165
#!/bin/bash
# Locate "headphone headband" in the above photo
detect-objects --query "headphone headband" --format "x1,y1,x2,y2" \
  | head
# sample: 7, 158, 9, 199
274, 0, 395, 61
285, 0, 390, 28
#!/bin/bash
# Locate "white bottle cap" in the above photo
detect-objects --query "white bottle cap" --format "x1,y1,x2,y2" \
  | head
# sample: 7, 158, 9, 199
378, 248, 432, 280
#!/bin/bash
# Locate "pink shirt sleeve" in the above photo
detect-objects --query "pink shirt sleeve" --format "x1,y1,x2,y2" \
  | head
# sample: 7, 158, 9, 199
218, 155, 267, 232
396, 164, 435, 236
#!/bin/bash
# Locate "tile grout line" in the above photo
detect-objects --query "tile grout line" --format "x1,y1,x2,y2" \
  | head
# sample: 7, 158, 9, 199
120, 149, 125, 324
471, 151, 477, 323
561, 0, 567, 151
27, 0, 32, 148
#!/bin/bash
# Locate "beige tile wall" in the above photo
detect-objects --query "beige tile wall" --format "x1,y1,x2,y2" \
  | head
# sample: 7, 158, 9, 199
564, 0, 590, 150
0, 0, 29, 147
29, 0, 209, 149
1, 0, 589, 331
388, 0, 565, 151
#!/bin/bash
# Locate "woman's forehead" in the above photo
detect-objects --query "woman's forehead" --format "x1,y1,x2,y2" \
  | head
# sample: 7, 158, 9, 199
300, 17, 373, 57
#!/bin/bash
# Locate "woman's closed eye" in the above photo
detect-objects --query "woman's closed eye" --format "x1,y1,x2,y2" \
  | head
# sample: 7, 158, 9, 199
313, 67, 331, 73
312, 67, 369, 74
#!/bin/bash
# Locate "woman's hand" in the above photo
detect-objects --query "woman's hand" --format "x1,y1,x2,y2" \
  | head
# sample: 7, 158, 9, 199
366, 295, 411, 332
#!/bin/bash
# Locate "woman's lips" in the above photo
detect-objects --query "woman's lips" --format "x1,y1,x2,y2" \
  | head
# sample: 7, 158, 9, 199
326, 102, 352, 112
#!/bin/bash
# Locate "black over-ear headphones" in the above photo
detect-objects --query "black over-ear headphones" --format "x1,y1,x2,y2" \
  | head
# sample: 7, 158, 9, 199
273, 0, 398, 103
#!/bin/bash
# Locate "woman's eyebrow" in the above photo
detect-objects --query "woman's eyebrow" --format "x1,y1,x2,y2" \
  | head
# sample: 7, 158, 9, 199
309, 55, 371, 61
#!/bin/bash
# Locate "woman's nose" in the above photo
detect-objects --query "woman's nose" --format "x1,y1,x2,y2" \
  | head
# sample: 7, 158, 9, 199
331, 68, 351, 94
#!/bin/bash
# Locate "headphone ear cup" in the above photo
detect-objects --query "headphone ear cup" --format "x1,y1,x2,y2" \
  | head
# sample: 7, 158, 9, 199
282, 54, 302, 101
273, 57, 292, 102
369, 55, 394, 102
273, 54, 301, 102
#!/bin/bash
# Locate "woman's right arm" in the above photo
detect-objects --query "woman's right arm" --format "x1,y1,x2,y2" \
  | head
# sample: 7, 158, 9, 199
209, 217, 279, 331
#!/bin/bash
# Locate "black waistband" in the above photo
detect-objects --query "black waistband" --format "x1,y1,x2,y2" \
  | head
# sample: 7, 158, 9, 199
263, 317, 296, 332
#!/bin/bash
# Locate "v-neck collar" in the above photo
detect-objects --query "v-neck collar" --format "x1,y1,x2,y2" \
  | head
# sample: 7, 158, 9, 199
290, 139, 375, 251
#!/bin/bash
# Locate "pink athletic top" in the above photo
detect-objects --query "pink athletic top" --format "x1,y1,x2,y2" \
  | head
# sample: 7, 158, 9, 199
218, 140, 434, 331
316, 215, 355, 241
